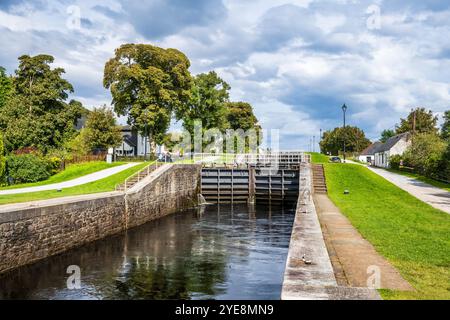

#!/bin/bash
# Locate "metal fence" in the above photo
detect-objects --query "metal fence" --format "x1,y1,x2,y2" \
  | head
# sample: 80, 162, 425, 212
115, 161, 161, 192
191, 152, 311, 167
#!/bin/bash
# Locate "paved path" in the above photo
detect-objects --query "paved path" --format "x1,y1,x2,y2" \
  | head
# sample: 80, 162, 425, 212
0, 163, 141, 195
368, 167, 450, 214
314, 193, 413, 291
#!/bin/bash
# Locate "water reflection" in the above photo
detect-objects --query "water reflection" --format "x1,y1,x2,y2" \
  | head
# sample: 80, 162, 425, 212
0, 204, 295, 300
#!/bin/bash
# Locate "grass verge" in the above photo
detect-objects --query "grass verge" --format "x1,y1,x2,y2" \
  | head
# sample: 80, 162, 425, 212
0, 162, 148, 205
308, 152, 330, 164
0, 161, 125, 190
324, 163, 450, 300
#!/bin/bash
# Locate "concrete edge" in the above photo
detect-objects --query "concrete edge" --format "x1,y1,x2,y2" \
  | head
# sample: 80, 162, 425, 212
281, 163, 337, 300
281, 164, 381, 300
126, 164, 173, 194
0, 191, 123, 215
126, 164, 202, 195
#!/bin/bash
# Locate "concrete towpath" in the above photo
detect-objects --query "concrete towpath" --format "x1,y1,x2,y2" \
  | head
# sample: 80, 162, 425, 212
313, 193, 414, 291
0, 163, 141, 195
368, 167, 450, 215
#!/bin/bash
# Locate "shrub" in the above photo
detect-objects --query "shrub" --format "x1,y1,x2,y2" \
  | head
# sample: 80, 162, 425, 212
47, 156, 62, 175
64, 130, 90, 156
389, 154, 402, 170
403, 133, 447, 177
6, 154, 52, 184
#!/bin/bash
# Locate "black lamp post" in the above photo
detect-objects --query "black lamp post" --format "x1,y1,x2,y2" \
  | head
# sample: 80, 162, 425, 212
319, 128, 322, 153
342, 104, 348, 163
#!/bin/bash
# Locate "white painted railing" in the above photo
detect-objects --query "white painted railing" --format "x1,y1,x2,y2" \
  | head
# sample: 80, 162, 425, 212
116, 161, 161, 192
192, 152, 310, 166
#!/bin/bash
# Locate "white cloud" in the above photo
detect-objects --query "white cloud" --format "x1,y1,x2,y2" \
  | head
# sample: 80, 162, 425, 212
1, 0, 450, 149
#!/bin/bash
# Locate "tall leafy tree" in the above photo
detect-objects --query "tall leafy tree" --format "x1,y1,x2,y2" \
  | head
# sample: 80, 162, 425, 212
0, 132, 5, 183
441, 110, 450, 140
103, 44, 192, 153
320, 126, 371, 155
82, 105, 123, 151
380, 129, 395, 143
0, 66, 12, 109
14, 55, 74, 113
183, 71, 230, 136
0, 55, 83, 153
225, 101, 261, 153
396, 107, 438, 135
226, 102, 260, 132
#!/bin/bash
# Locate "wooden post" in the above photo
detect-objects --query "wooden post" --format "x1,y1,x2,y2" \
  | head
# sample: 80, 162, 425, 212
248, 166, 256, 204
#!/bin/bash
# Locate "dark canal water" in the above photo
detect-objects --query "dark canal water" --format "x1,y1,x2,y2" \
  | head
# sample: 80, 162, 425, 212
0, 204, 295, 300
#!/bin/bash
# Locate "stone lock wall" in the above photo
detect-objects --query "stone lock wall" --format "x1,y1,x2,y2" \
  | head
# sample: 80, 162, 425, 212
0, 164, 201, 274
126, 164, 201, 229
0, 194, 126, 274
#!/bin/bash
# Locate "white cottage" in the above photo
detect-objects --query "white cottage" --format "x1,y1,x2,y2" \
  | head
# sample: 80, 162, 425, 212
358, 142, 382, 164
373, 132, 412, 168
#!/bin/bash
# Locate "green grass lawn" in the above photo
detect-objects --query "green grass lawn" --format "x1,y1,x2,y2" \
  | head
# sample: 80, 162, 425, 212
0, 161, 125, 190
324, 163, 450, 300
308, 152, 330, 164
387, 168, 450, 192
0, 162, 148, 205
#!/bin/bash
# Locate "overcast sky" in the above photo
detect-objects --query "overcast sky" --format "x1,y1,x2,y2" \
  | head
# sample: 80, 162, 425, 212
1, 0, 450, 150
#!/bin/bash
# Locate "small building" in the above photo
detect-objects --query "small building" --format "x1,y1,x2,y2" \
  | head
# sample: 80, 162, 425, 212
116, 125, 138, 157
373, 132, 412, 168
115, 125, 165, 157
358, 142, 382, 164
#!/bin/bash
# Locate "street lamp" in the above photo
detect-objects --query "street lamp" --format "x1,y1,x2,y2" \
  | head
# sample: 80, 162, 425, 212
319, 128, 322, 153
342, 104, 348, 163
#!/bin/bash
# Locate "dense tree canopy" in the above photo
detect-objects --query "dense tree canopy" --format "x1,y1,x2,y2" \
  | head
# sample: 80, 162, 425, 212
0, 55, 84, 153
320, 126, 371, 155
441, 110, 450, 140
183, 71, 230, 136
380, 129, 395, 143
396, 107, 438, 135
0, 132, 5, 182
104, 44, 192, 151
403, 133, 446, 177
0, 67, 12, 109
226, 102, 260, 132
82, 106, 123, 152
225, 101, 261, 153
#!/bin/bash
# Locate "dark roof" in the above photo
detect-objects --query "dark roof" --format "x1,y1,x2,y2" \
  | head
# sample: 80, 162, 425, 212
375, 132, 411, 153
360, 142, 382, 156
123, 135, 137, 148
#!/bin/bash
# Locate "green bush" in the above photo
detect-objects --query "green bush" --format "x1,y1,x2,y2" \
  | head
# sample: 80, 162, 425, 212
389, 154, 402, 170
46, 156, 62, 175
6, 154, 52, 184
403, 133, 447, 177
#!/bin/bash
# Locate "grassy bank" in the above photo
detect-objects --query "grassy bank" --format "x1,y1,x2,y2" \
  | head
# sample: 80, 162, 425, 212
0, 162, 148, 205
0, 161, 125, 190
324, 163, 450, 300
308, 152, 330, 164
